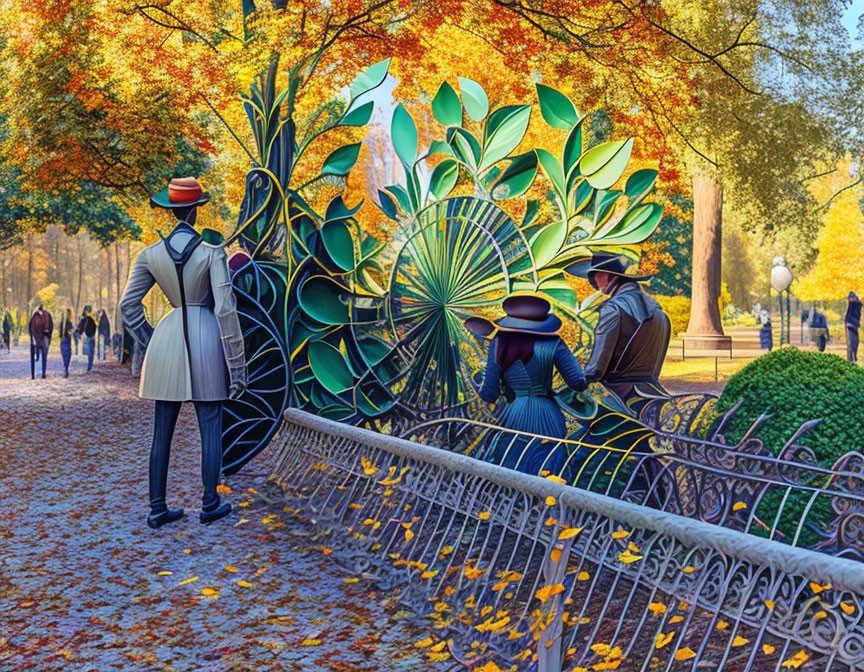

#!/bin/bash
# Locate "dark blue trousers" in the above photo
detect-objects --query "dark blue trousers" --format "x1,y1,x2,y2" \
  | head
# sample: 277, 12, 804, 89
149, 400, 223, 514
847, 327, 859, 363
31, 342, 48, 379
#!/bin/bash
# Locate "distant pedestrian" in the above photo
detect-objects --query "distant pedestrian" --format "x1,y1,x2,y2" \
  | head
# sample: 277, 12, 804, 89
760, 317, 773, 351
845, 292, 861, 363
73, 326, 80, 355
810, 307, 829, 352
76, 305, 98, 372
2, 309, 10, 353
29, 304, 53, 379
97, 309, 111, 360
58, 308, 75, 378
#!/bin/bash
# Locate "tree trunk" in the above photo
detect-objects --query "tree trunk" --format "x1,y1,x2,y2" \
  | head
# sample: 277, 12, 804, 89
99, 248, 105, 310
106, 246, 114, 316
685, 175, 725, 338
25, 237, 33, 311
75, 236, 83, 315
115, 242, 122, 329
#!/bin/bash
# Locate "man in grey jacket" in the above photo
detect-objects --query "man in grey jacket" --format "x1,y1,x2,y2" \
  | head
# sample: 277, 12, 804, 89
569, 253, 671, 406
121, 177, 247, 529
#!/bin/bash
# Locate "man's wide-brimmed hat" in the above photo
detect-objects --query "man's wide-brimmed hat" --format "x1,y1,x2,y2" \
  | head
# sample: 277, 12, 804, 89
464, 294, 561, 338
565, 252, 653, 290
150, 177, 210, 209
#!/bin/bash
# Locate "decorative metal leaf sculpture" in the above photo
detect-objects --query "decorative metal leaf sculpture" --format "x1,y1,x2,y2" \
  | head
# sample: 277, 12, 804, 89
221, 63, 666, 470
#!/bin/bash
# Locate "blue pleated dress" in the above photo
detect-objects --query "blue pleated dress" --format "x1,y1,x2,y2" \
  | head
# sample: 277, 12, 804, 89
478, 337, 585, 474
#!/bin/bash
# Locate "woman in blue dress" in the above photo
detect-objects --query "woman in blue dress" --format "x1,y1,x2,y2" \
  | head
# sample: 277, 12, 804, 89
466, 295, 587, 475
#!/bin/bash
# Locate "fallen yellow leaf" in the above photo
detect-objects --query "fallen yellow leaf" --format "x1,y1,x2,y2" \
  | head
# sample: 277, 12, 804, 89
237, 580, 253, 588
675, 648, 696, 661
732, 635, 749, 647
545, 496, 557, 506
655, 632, 675, 649
225, 565, 238, 573
617, 550, 643, 563
559, 527, 583, 540
478, 511, 491, 520
421, 570, 439, 579
300, 639, 322, 646
669, 615, 684, 624
781, 650, 809, 668
405, 529, 415, 542
577, 571, 590, 581
841, 601, 855, 615
550, 549, 562, 563
201, 588, 219, 597
763, 644, 776, 654
611, 528, 629, 539
648, 602, 666, 616
157, 571, 173, 576
546, 474, 566, 484
716, 620, 728, 630
545, 517, 558, 526
809, 581, 831, 594
765, 600, 775, 610
344, 578, 359, 584
178, 576, 198, 585
535, 583, 565, 603
732, 501, 747, 511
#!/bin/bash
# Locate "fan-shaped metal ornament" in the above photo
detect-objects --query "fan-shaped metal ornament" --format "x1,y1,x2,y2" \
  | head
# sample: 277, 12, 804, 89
368, 197, 532, 414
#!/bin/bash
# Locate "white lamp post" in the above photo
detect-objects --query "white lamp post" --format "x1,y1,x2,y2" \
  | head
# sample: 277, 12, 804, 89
771, 257, 794, 345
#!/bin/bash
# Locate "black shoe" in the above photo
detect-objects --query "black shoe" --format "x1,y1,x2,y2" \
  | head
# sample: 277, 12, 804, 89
200, 502, 231, 525
147, 508, 184, 529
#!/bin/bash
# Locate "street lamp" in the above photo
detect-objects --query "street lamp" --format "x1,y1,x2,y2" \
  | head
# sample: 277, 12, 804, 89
771, 257, 794, 346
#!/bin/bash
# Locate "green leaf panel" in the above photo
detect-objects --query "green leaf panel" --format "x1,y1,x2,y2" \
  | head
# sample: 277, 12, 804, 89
531, 219, 568, 268
349, 58, 391, 99
536, 84, 578, 130
391, 104, 418, 167
494, 151, 538, 200
340, 100, 375, 127
308, 341, 355, 395
432, 82, 462, 126
429, 160, 459, 199
458, 77, 489, 121
480, 105, 531, 171
321, 143, 362, 176
580, 138, 634, 190
321, 219, 355, 272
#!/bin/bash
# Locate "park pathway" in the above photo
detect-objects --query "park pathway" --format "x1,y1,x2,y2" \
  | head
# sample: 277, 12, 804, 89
0, 345, 443, 672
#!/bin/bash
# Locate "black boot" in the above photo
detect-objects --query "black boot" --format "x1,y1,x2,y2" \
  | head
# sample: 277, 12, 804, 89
200, 502, 231, 525
147, 508, 184, 529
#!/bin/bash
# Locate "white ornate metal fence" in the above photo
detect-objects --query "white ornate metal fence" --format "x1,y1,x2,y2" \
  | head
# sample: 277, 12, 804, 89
273, 409, 864, 671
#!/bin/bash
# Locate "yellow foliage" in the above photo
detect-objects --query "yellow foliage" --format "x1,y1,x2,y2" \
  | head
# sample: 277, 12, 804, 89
795, 165, 864, 300
652, 295, 691, 336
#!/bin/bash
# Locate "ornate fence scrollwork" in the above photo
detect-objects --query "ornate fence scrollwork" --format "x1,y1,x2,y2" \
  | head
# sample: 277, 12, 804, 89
273, 409, 864, 671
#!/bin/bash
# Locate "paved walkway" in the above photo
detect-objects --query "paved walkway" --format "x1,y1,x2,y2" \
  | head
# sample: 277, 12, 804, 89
0, 345, 441, 671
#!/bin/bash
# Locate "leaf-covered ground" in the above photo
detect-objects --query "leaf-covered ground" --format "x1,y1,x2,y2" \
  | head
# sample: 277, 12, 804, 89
0, 346, 447, 671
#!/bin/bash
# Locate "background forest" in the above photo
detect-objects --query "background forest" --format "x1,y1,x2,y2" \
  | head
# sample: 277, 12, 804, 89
1, 0, 863, 337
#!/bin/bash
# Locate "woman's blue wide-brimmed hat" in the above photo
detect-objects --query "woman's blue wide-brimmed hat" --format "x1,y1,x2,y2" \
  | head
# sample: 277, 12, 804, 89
150, 177, 210, 209
464, 294, 561, 338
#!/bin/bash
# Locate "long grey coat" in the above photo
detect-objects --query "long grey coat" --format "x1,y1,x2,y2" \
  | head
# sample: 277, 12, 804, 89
120, 227, 246, 402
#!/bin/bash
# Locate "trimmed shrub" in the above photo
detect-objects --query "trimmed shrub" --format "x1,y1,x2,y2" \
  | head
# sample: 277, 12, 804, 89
716, 347, 864, 546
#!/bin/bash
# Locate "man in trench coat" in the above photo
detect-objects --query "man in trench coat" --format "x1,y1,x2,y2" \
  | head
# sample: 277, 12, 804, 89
121, 177, 247, 529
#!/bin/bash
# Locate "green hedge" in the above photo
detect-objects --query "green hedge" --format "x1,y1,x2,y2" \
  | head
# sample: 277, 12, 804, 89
716, 347, 864, 546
